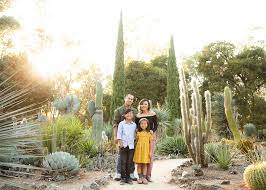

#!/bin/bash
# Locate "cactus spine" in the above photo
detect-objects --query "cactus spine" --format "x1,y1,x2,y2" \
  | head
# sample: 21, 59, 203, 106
224, 86, 241, 141
244, 162, 266, 190
179, 66, 212, 167
88, 82, 104, 143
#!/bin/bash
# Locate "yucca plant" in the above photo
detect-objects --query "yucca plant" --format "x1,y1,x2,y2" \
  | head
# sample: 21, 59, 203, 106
213, 144, 237, 170
205, 143, 220, 162
156, 136, 188, 156
0, 77, 45, 177
79, 139, 98, 158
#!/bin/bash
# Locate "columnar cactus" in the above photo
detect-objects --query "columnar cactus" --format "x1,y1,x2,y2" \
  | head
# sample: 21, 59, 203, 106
179, 66, 212, 167
224, 86, 241, 141
244, 162, 266, 190
88, 82, 104, 143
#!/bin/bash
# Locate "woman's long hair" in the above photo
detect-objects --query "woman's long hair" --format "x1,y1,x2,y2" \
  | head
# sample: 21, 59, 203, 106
138, 98, 151, 113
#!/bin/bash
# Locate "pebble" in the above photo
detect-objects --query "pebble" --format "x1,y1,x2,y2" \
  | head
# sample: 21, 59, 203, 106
220, 180, 230, 185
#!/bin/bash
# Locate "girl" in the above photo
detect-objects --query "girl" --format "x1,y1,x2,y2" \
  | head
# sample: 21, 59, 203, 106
133, 118, 153, 184
135, 99, 158, 182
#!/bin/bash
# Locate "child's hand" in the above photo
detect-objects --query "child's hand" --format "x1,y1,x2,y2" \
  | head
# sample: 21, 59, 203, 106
118, 140, 123, 148
150, 130, 153, 134
114, 137, 118, 144
149, 153, 153, 160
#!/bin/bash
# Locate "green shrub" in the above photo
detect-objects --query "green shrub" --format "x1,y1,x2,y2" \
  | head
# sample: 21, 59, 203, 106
205, 143, 220, 162
43, 115, 84, 156
244, 161, 266, 190
156, 136, 187, 156
79, 140, 98, 158
243, 123, 257, 138
214, 144, 235, 170
166, 127, 175, 137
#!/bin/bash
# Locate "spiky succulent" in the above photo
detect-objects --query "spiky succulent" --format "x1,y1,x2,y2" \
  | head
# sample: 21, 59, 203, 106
244, 162, 266, 190
156, 136, 187, 156
43, 151, 79, 178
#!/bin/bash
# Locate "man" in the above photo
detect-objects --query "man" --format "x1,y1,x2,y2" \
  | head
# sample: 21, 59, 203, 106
113, 94, 138, 181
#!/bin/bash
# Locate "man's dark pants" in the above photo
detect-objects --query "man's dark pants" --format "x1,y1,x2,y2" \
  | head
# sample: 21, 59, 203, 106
116, 150, 135, 174
119, 147, 134, 179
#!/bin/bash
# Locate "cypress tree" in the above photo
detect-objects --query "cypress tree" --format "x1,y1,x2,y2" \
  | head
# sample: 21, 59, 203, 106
166, 36, 180, 119
110, 12, 125, 119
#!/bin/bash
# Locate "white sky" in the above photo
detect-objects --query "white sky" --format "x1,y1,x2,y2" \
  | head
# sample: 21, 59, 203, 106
6, 0, 266, 77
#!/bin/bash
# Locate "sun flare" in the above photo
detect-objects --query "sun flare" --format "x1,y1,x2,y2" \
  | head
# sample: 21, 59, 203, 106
7, 0, 266, 78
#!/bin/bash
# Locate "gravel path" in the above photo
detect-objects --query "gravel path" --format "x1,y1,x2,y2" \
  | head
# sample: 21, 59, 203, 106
102, 159, 188, 190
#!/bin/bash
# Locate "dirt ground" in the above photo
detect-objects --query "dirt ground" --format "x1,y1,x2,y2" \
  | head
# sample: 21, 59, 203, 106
102, 159, 189, 190
0, 169, 108, 190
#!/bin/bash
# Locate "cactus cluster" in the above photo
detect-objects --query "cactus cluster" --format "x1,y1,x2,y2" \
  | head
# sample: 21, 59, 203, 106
43, 151, 79, 179
53, 94, 80, 114
224, 86, 241, 141
179, 66, 212, 167
87, 82, 104, 144
244, 162, 266, 190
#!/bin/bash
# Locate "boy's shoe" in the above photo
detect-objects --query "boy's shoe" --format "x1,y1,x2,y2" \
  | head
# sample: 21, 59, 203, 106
142, 177, 148, 184
130, 173, 137, 181
146, 176, 152, 182
120, 178, 126, 185
126, 179, 133, 185
114, 173, 121, 181
137, 178, 143, 184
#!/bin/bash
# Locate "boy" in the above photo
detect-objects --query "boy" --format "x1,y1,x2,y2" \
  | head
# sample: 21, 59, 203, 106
117, 109, 136, 185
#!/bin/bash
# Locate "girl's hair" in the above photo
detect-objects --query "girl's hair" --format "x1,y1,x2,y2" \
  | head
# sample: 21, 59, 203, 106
138, 118, 150, 132
138, 98, 151, 113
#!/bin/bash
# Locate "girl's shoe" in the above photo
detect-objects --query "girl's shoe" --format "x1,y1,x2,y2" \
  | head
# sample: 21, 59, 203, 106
146, 176, 152, 182
142, 177, 148, 184
137, 178, 143, 184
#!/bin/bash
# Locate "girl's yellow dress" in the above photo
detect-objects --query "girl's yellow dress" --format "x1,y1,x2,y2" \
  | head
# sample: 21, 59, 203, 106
133, 131, 153, 164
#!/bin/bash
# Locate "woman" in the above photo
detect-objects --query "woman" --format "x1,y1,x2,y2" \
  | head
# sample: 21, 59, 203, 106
135, 98, 158, 182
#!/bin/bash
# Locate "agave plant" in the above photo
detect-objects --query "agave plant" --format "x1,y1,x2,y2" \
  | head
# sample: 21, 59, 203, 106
0, 73, 44, 178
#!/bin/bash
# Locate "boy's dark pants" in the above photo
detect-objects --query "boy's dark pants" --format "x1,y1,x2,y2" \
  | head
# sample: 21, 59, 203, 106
119, 146, 134, 179
116, 151, 135, 174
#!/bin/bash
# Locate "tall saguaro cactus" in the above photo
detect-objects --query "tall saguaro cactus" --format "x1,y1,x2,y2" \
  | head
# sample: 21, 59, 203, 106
224, 86, 241, 141
179, 66, 212, 167
88, 82, 104, 144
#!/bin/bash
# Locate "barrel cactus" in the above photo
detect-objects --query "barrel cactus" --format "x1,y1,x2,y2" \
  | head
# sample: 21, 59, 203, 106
43, 151, 79, 180
87, 82, 103, 144
244, 162, 266, 190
